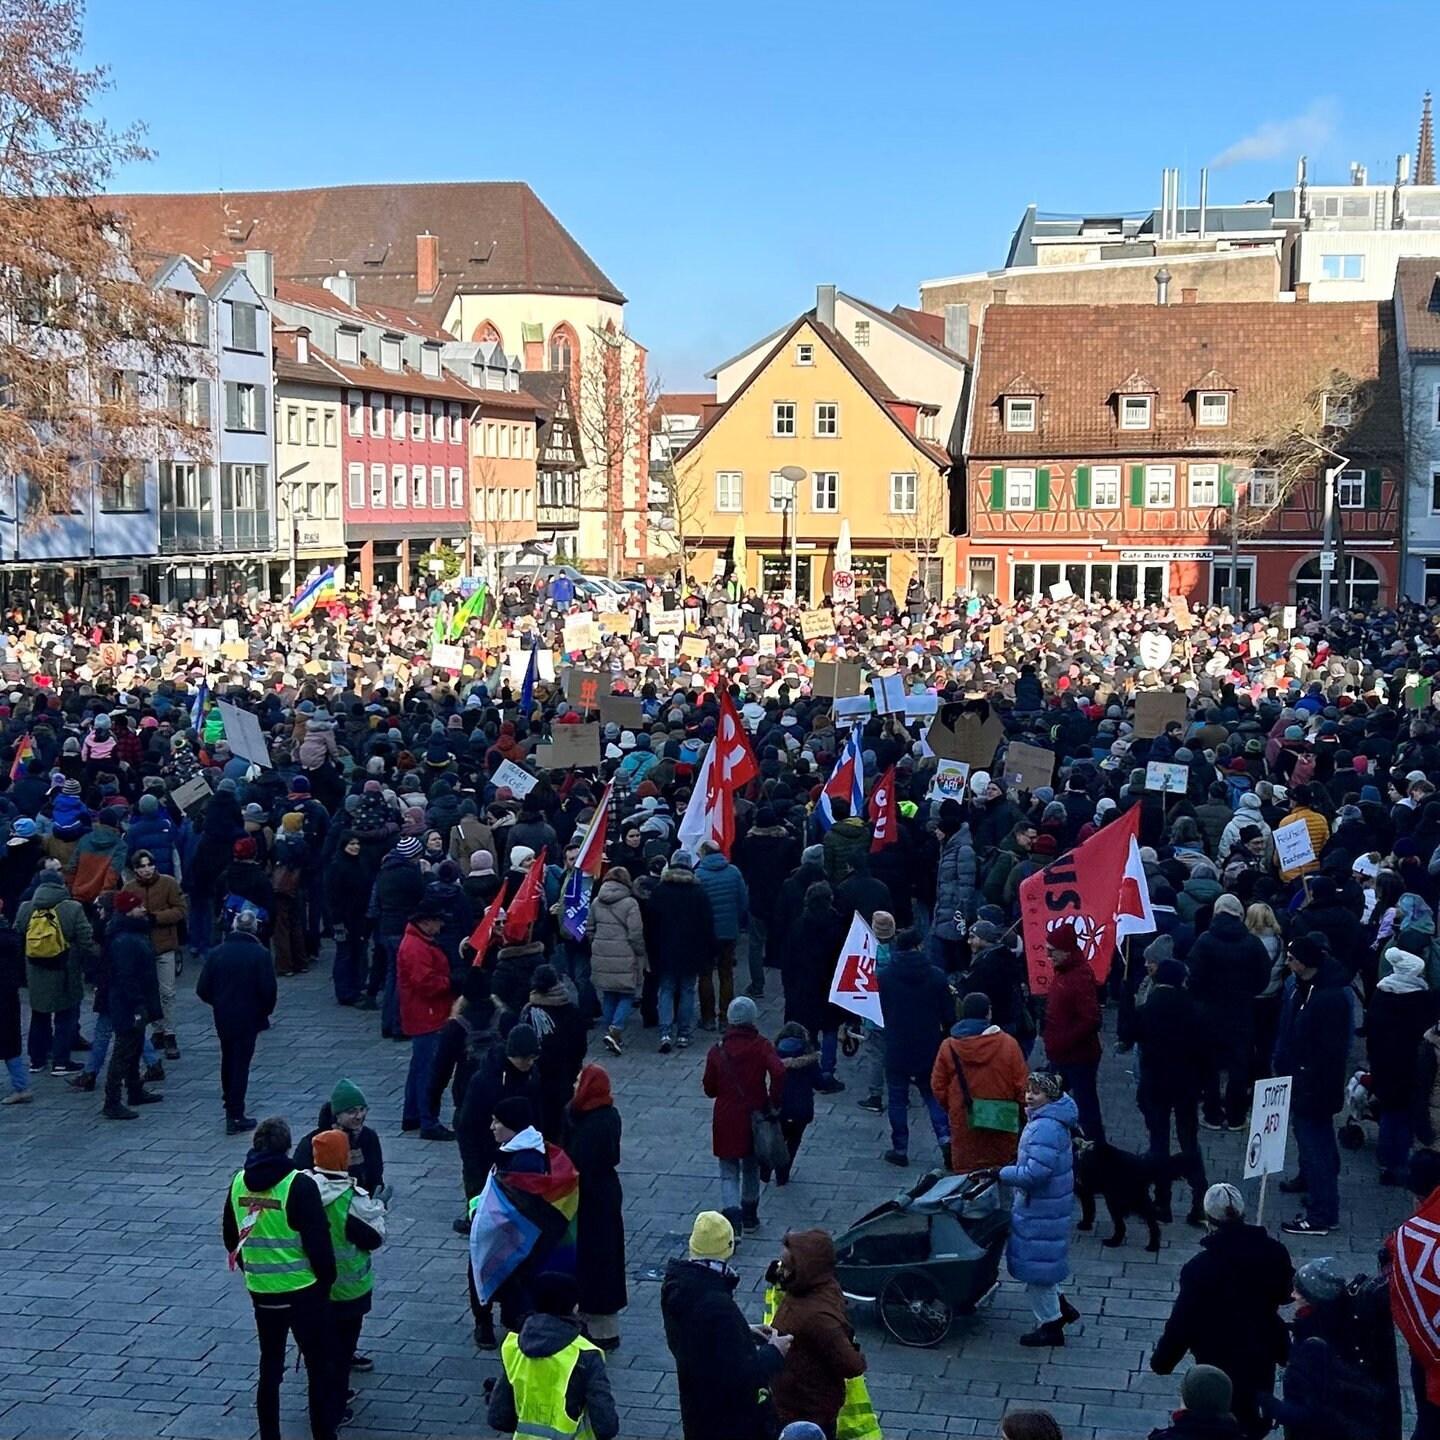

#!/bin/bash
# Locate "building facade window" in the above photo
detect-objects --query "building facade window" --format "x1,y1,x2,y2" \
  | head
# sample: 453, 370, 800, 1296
1120, 395, 1152, 430
350, 464, 366, 508
889, 472, 918, 513
336, 329, 360, 365
430, 401, 444, 441
158, 462, 211, 550
812, 472, 838, 512
449, 468, 464, 508
99, 459, 144, 512
369, 464, 386, 508
391, 395, 405, 439
391, 465, 406, 507
323, 482, 339, 519
322, 410, 336, 446
769, 473, 791, 512
1091, 465, 1121, 508
716, 472, 742, 511
369, 394, 384, 436
1188, 463, 1220, 508
347, 392, 364, 436
1320, 253, 1364, 281
412, 465, 426, 507
1197, 392, 1230, 426
1430, 470, 1440, 515
1249, 468, 1278, 507
448, 403, 462, 443
853, 320, 870, 348
772, 402, 796, 437
410, 399, 424, 440
285, 406, 300, 444
228, 302, 259, 352
431, 466, 445, 507
548, 325, 575, 373
304, 409, 318, 446
223, 381, 265, 433
1004, 397, 1035, 432
795, 343, 813, 365
381, 336, 402, 371
1004, 468, 1035, 510
814, 402, 839, 437
1337, 469, 1366, 508
1145, 464, 1175, 506
219, 463, 269, 548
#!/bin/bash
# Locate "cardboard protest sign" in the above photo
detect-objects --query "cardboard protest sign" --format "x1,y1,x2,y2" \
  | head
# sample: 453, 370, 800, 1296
928, 759, 971, 803
170, 774, 213, 815
656, 634, 678, 661
832, 695, 871, 725
1145, 761, 1189, 795
1131, 691, 1187, 739
220, 641, 248, 661
491, 758, 539, 798
563, 616, 600, 653
649, 609, 684, 636
1138, 632, 1174, 670
215, 700, 271, 769
870, 673, 907, 715
1048, 580, 1073, 602
191, 627, 221, 652
813, 662, 864, 698
988, 625, 1007, 658
599, 694, 644, 729
548, 722, 602, 768
430, 643, 464, 672
827, 912, 882, 1026
564, 668, 604, 712
925, 701, 1003, 771
903, 693, 939, 721
679, 635, 708, 661
1002, 741, 1056, 793
758, 634, 777, 655
596, 611, 632, 635
1274, 820, 1316, 873
1171, 595, 1195, 630
798, 608, 835, 642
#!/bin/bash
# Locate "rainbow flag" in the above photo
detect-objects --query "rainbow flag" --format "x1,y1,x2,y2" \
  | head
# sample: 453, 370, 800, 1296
289, 566, 338, 627
468, 1143, 579, 1302
9, 733, 33, 782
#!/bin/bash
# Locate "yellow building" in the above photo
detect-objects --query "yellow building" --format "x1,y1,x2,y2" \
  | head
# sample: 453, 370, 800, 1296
674, 305, 954, 603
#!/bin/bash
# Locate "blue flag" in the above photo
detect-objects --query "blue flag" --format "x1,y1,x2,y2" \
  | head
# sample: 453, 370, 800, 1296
561, 868, 591, 943
519, 639, 539, 714
190, 681, 208, 734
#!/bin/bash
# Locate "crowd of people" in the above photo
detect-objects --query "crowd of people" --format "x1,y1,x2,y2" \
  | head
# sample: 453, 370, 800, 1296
11, 569, 1440, 1439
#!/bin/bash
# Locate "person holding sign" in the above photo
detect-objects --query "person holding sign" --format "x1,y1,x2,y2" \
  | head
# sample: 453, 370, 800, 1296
1274, 786, 1329, 885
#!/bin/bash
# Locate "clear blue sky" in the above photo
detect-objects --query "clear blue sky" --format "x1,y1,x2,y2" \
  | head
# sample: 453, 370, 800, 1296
87, 0, 1436, 388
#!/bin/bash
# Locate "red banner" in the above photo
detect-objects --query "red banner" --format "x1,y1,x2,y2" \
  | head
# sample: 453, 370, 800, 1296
503, 846, 548, 943
868, 765, 898, 851
1018, 806, 1149, 995
1389, 1186, 1440, 1404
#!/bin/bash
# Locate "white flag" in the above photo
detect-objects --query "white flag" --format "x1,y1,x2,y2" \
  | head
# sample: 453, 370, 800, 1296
828, 912, 883, 1027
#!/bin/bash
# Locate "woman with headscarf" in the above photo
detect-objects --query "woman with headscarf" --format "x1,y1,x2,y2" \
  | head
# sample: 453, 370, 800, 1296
565, 1064, 626, 1350
1368, 947, 1437, 1186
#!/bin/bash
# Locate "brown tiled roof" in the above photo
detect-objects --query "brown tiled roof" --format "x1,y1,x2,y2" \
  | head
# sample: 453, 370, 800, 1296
1396, 257, 1440, 353
111, 181, 625, 315
272, 328, 348, 388
272, 276, 454, 341
649, 391, 715, 432
970, 301, 1401, 459
851, 296, 967, 360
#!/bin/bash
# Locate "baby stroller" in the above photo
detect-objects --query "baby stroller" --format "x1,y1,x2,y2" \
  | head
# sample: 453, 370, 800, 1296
833, 1169, 1009, 1347
1340, 1071, 1376, 1150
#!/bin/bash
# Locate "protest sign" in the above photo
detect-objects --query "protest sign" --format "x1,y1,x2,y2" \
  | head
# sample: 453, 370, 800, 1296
832, 695, 871, 725
988, 625, 1007, 658
828, 912, 882, 1026
1274, 820, 1316, 873
1002, 741, 1056, 793
870, 673, 907, 715
491, 758, 539, 799
649, 609, 684, 636
563, 616, 599, 653
430, 643, 464, 672
1145, 761, 1189, 795
1244, 1076, 1292, 1181
396, 595, 417, 611
170, 774, 213, 815
220, 641, 249, 661
598, 694, 644, 729
191, 627, 221, 652
222, 619, 241, 643
926, 702, 1003, 770
798, 608, 835, 642
596, 611, 632, 635
1048, 580, 1073, 602
1171, 595, 1195, 631
563, 668, 603, 712
215, 700, 271, 769
831, 570, 855, 604
1137, 632, 1173, 670
928, 759, 971, 802
679, 635, 708, 661
813, 661, 864, 698
903, 693, 939, 721
1131, 691, 1187, 738
548, 723, 602, 768
758, 634, 777, 655
656, 634, 677, 661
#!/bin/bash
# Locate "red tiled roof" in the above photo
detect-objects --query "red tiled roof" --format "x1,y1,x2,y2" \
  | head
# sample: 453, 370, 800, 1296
1396, 257, 1440, 354
111, 181, 624, 314
272, 277, 454, 341
969, 301, 1401, 459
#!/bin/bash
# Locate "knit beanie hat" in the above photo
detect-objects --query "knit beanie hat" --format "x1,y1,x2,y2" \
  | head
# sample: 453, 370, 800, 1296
138, 793, 159, 814
232, 837, 256, 861
393, 835, 422, 860
1027, 1071, 1066, 1103
726, 996, 758, 1027
492, 1096, 534, 1133
1202, 1181, 1245, 1222
311, 1129, 351, 1172
961, 992, 991, 1019
470, 851, 494, 874
281, 812, 305, 833
505, 1024, 540, 1059
330, 1079, 367, 1114
1180, 1366, 1233, 1418
688, 1210, 735, 1261
1144, 934, 1175, 966
871, 911, 896, 941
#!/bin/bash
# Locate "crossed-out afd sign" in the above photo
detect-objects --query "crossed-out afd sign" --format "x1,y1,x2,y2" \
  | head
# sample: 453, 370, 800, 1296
1244, 1075, 1292, 1179
828, 912, 882, 1026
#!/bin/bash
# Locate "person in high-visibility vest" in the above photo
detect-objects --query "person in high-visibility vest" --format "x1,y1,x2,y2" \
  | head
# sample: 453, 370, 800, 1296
305, 1129, 386, 1429
222, 1116, 338, 1440
486, 1271, 619, 1440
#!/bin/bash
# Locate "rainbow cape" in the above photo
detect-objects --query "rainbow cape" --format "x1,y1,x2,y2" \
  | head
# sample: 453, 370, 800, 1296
468, 1140, 578, 1303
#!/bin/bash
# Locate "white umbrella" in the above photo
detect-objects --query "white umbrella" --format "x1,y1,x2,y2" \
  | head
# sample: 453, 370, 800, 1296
835, 517, 852, 575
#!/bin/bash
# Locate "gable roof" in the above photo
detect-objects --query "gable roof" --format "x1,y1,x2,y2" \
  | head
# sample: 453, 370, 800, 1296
1396, 256, 1440, 354
845, 295, 967, 363
110, 181, 625, 316
969, 300, 1401, 459
678, 312, 950, 468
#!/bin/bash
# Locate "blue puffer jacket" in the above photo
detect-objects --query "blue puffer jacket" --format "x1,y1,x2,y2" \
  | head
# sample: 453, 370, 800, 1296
933, 824, 977, 941
998, 1093, 1079, 1284
694, 852, 749, 942
125, 811, 178, 874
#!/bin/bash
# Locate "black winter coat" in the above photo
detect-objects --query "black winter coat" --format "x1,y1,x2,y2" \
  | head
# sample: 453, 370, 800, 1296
1366, 986, 1437, 1110
781, 902, 848, 1038
661, 1258, 785, 1440
1273, 963, 1354, 1118
641, 871, 715, 980
371, 854, 426, 938
565, 1103, 626, 1316
878, 946, 952, 1075
1295, 902, 1365, 979
456, 1047, 544, 1197
95, 914, 162, 1031
734, 825, 800, 924
964, 943, 1027, 1033
324, 851, 373, 938
1186, 913, 1271, 1041
195, 932, 278, 1038
1133, 983, 1208, 1108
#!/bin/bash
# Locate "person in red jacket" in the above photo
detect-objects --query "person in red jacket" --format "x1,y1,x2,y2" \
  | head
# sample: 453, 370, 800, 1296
1040, 923, 1105, 1142
398, 902, 454, 1141
702, 996, 785, 1237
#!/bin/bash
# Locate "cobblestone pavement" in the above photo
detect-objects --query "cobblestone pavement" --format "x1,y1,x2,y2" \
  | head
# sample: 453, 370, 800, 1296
0, 946, 1412, 1440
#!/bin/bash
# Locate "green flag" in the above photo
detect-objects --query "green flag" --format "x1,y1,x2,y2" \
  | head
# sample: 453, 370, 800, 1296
448, 583, 488, 641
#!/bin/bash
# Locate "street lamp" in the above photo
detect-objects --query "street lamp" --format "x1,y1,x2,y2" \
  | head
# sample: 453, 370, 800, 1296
779, 464, 806, 603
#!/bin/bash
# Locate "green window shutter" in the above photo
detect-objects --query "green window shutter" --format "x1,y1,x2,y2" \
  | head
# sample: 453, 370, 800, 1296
1129, 464, 1145, 507
1365, 468, 1382, 509
1074, 465, 1091, 509
989, 467, 1005, 511
1036, 468, 1051, 509
1219, 464, 1235, 507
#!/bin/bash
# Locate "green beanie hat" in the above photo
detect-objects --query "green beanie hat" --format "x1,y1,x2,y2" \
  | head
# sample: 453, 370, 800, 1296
330, 1078, 367, 1114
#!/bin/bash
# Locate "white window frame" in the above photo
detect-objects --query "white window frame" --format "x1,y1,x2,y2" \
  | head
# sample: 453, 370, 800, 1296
1090, 465, 1121, 509
336, 329, 360, 365
1188, 463, 1220, 508
1144, 464, 1175, 507
1120, 395, 1152, 430
322, 410, 336, 447
889, 471, 918, 514
430, 401, 444, 441
323, 483, 339, 519
1321, 253, 1364, 281
812, 471, 839, 512
449, 467, 464, 508
448, 403, 463, 443
1197, 392, 1230, 427
715, 472, 742, 512
369, 394, 384, 436
391, 395, 405, 439
304, 408, 318, 446
349, 463, 366, 509
1430, 470, 1440, 516
769, 472, 791, 512
814, 402, 839, 437
1004, 468, 1036, 511
1249, 468, 1279, 508
918, 410, 937, 441
420, 346, 440, 379
853, 320, 870, 348
285, 406, 300, 445
409, 399, 424, 440
391, 464, 406, 508
1337, 468, 1366, 509
380, 335, 403, 371
412, 465, 427, 507
1324, 392, 1355, 427
1003, 397, 1036, 432
795, 343, 814, 366
347, 392, 364, 437
431, 466, 445, 507
772, 401, 796, 437
369, 463, 386, 508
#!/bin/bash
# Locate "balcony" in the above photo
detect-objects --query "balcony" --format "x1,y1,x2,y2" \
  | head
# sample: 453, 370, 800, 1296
537, 502, 579, 530
160, 509, 275, 556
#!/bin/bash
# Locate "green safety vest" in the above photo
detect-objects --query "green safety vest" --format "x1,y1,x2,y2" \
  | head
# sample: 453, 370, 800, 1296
324, 1185, 373, 1304
499, 1331, 600, 1440
229, 1170, 317, 1295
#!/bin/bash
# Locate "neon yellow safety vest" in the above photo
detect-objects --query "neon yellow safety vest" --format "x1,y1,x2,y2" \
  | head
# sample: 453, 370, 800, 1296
324, 1186, 373, 1304
836, 1376, 883, 1440
499, 1331, 601, 1440
229, 1170, 318, 1295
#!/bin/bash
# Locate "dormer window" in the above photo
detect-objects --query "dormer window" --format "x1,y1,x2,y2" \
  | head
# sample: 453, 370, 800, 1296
335, 328, 360, 365
1197, 392, 1230, 427
796, 343, 814, 366
420, 345, 440, 378
1004, 397, 1036, 432
1120, 395, 1152, 430
1323, 391, 1355, 427
380, 336, 402, 372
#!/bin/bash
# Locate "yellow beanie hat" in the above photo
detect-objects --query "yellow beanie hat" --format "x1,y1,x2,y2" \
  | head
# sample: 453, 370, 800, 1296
688, 1210, 735, 1261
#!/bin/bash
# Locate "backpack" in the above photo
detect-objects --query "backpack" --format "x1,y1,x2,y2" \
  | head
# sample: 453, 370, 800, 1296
221, 894, 268, 933
25, 905, 68, 967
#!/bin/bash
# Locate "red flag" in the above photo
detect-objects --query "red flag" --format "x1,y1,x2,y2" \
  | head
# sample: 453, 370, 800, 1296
574, 782, 613, 877
467, 885, 506, 967
676, 696, 758, 859
503, 846, 547, 942
1390, 1186, 1440, 1404
868, 765, 899, 851
1018, 806, 1153, 994
716, 692, 759, 790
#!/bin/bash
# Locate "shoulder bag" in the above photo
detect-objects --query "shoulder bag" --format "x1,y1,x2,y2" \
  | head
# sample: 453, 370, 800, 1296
948, 1040, 1020, 1134
720, 1041, 789, 1172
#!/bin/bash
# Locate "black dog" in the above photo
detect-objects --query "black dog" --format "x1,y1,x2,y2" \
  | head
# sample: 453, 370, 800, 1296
1074, 1140, 1195, 1252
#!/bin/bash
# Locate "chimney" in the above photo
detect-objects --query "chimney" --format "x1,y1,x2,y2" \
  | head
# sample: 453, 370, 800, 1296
323, 270, 356, 307
1198, 168, 1208, 241
815, 284, 836, 330
991, 286, 1008, 305
417, 232, 439, 295
244, 249, 274, 298
1180, 287, 1198, 305
295, 326, 310, 364
1294, 281, 1310, 302
943, 303, 970, 358
1154, 267, 1172, 306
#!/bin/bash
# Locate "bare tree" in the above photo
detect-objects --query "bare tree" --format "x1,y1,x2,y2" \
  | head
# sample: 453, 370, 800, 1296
574, 323, 656, 574
0, 0, 202, 522
884, 467, 950, 598
647, 376, 706, 576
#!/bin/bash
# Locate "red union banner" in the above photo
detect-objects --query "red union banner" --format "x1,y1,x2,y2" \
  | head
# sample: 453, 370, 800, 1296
1019, 806, 1154, 994
868, 764, 898, 852
1389, 1188, 1440, 1404
828, 912, 883, 1026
